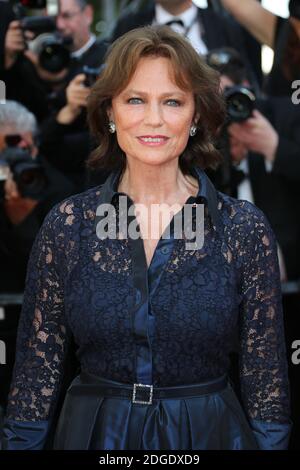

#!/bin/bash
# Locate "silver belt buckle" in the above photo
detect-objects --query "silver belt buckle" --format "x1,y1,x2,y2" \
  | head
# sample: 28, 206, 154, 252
132, 383, 153, 405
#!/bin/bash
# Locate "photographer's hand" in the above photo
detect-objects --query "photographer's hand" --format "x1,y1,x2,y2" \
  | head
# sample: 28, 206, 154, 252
4, 20, 34, 69
56, 74, 90, 125
228, 110, 279, 163
3, 177, 38, 225
229, 135, 248, 165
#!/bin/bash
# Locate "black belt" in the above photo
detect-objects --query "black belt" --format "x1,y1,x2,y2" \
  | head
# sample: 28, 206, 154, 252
55, 372, 229, 449
80, 371, 228, 405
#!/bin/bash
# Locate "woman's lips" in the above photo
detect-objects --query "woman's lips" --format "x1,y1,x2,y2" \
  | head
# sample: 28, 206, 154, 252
137, 136, 169, 147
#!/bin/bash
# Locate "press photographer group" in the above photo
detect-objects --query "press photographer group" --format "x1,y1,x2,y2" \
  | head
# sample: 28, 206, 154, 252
0, 0, 300, 456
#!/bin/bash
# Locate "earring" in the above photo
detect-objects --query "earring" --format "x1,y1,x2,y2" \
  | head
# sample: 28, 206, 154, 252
108, 121, 116, 134
189, 124, 197, 137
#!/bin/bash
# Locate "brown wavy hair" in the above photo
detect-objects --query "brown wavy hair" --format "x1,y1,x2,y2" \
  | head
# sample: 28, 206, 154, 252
87, 25, 225, 173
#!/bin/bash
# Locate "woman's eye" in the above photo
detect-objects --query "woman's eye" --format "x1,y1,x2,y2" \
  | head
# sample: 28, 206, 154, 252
166, 99, 181, 106
128, 97, 143, 104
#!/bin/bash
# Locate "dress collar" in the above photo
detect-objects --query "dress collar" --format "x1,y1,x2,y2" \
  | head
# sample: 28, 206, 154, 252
97, 166, 221, 232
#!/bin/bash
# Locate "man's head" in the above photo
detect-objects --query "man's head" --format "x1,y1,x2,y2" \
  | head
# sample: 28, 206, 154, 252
0, 101, 38, 157
0, 102, 39, 202
56, 0, 93, 52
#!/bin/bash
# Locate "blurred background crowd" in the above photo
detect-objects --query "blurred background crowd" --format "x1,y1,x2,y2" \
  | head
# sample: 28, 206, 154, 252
0, 0, 300, 448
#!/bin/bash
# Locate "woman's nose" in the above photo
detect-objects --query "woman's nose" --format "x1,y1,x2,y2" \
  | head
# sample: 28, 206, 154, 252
143, 102, 163, 127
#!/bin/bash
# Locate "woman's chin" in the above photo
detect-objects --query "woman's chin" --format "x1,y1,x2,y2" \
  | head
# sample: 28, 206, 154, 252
134, 156, 176, 167
126, 150, 179, 167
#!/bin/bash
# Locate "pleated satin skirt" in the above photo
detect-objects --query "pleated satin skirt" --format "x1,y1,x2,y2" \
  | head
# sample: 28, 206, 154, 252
53, 373, 259, 450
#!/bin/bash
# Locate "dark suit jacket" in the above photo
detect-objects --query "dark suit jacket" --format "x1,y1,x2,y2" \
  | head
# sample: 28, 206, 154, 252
245, 98, 300, 281
109, 1, 259, 86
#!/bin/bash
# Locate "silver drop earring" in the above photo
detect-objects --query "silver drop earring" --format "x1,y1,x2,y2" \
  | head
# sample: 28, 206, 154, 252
108, 121, 116, 134
189, 124, 197, 137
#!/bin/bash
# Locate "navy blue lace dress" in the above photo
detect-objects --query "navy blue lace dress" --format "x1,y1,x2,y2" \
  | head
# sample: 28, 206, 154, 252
2, 167, 291, 450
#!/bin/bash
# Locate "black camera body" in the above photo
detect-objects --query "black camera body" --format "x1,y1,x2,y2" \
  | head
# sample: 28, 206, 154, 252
83, 65, 106, 87
0, 148, 48, 200
14, 1, 72, 73
20, 15, 56, 34
224, 85, 256, 123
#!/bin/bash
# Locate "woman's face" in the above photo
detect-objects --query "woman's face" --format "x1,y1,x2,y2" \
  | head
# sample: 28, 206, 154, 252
108, 56, 197, 168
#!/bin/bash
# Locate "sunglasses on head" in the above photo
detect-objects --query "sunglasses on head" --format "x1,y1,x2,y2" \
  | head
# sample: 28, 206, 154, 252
4, 134, 23, 147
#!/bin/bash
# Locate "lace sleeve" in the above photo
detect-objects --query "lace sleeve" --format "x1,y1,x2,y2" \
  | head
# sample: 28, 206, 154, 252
237, 204, 291, 427
6, 202, 70, 422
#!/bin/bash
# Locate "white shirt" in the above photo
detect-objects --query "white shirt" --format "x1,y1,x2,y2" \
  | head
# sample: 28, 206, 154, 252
154, 3, 208, 55
71, 34, 96, 59
235, 157, 254, 203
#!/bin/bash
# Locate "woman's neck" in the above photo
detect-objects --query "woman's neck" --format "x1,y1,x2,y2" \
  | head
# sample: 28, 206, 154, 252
117, 161, 198, 206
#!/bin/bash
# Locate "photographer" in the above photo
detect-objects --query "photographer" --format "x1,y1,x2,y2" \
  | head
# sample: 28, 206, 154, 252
1, 0, 107, 120
207, 47, 300, 281
39, 66, 109, 193
0, 100, 74, 292
39, 72, 94, 192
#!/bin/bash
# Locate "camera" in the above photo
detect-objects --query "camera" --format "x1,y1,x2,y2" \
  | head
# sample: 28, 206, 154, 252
0, 148, 48, 200
29, 32, 72, 73
83, 65, 105, 87
224, 85, 256, 123
14, 1, 72, 73
20, 15, 56, 34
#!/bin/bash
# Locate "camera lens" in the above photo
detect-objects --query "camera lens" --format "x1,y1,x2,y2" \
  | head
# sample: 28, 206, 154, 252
224, 86, 256, 123
39, 41, 71, 73
28, 33, 71, 73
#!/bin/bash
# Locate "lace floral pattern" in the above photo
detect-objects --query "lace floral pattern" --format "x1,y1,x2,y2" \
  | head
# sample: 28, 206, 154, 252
6, 183, 290, 425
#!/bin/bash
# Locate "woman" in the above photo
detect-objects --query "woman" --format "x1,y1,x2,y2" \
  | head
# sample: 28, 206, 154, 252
2, 25, 291, 450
